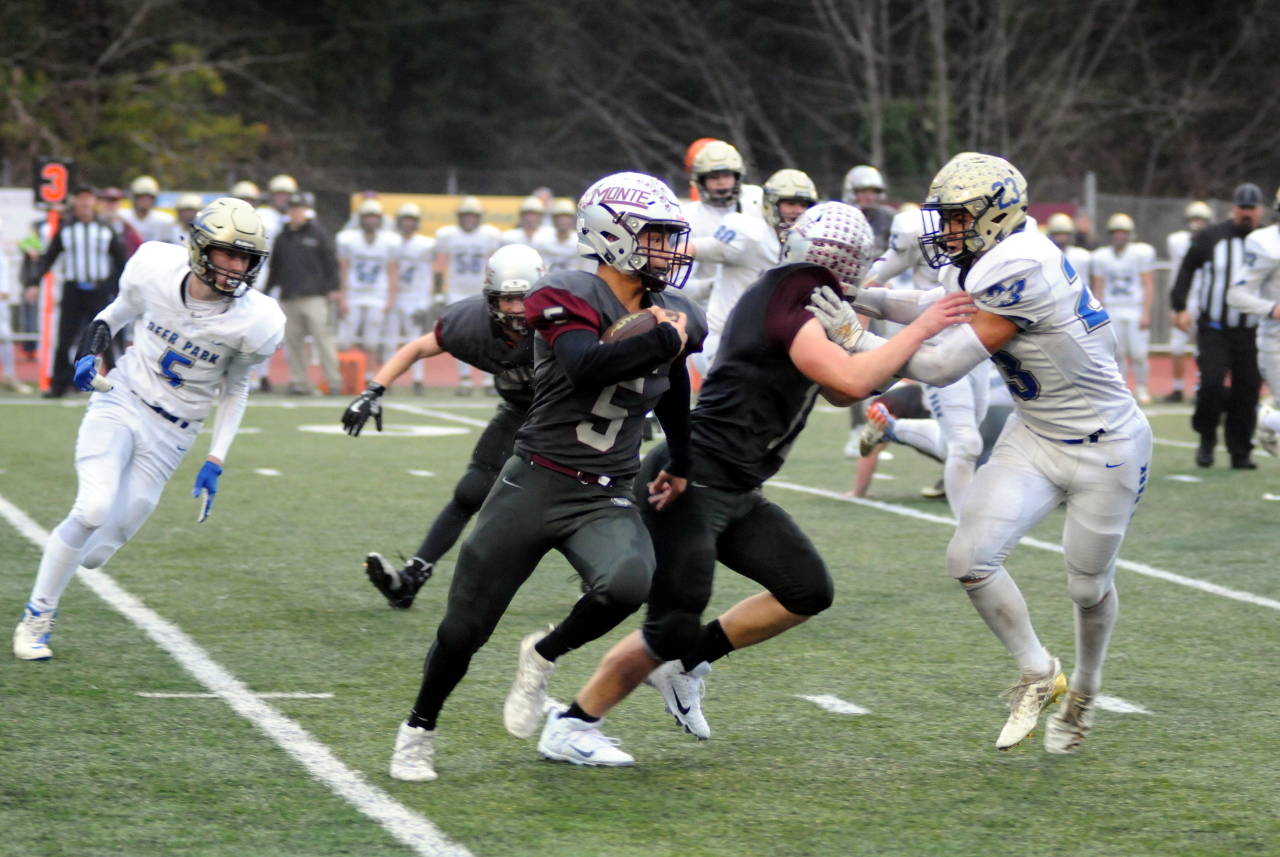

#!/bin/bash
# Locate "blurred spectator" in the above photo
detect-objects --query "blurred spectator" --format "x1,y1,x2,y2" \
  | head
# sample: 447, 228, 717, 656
842, 165, 894, 255
96, 187, 142, 256
268, 194, 341, 395
0, 217, 32, 393
1164, 200, 1213, 402
25, 186, 126, 398
230, 180, 261, 206
18, 221, 44, 358
122, 175, 181, 244
175, 193, 203, 236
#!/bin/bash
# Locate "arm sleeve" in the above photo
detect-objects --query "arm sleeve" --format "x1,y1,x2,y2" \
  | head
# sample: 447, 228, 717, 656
550, 327, 682, 389
207, 330, 280, 462
850, 285, 945, 322
107, 231, 126, 288
653, 357, 692, 477
1171, 229, 1212, 311
1227, 237, 1279, 317
852, 322, 992, 387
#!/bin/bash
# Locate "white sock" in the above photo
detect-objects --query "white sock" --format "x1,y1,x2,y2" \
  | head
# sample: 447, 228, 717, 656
29, 521, 91, 612
1264, 407, 1280, 433
411, 360, 423, 383
892, 418, 947, 460
963, 568, 1052, 676
1071, 585, 1118, 696
1172, 378, 1184, 392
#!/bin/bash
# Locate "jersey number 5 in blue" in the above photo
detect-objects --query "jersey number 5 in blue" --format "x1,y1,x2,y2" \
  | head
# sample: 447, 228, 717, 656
991, 350, 1040, 401
160, 349, 194, 387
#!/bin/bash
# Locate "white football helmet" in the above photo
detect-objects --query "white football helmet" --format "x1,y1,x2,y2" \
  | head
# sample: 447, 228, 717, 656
919, 152, 1027, 269
550, 197, 576, 218
457, 195, 483, 216
1106, 213, 1135, 233
268, 174, 298, 194
1046, 212, 1075, 235
1184, 200, 1212, 222
175, 193, 204, 213
396, 202, 422, 220
130, 175, 160, 197
782, 201, 875, 296
483, 244, 546, 333
577, 171, 693, 292
519, 195, 546, 215
691, 140, 745, 207
188, 198, 268, 298
762, 169, 819, 230
358, 199, 384, 217
230, 180, 260, 203
841, 165, 886, 204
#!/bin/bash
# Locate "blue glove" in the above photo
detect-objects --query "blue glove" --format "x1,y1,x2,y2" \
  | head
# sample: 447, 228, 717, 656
73, 354, 98, 392
193, 461, 223, 523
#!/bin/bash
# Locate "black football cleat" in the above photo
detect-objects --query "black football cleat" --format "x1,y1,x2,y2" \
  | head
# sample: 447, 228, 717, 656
365, 553, 433, 609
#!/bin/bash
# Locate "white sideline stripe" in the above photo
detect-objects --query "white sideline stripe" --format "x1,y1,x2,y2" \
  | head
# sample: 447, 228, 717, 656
0, 494, 472, 857
1165, 474, 1202, 483
798, 694, 870, 715
385, 402, 491, 429
254, 468, 282, 476
407, 470, 436, 478
1095, 695, 1152, 715
1263, 493, 1280, 502
871, 473, 895, 481
765, 479, 1280, 612
138, 691, 335, 699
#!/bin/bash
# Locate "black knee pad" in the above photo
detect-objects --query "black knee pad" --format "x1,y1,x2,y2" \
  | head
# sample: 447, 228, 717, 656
590, 558, 652, 612
642, 610, 701, 662
433, 613, 490, 658
775, 569, 834, 617
453, 464, 497, 514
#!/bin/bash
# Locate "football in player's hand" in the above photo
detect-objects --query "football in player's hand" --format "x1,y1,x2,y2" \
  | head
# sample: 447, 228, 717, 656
601, 310, 659, 342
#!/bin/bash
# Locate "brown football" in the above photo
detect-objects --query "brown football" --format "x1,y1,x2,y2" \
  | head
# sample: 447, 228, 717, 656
601, 310, 659, 342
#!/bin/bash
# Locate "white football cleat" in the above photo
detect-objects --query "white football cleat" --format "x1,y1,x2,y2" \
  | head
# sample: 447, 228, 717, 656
1136, 386, 1152, 406
538, 713, 634, 767
646, 660, 711, 740
389, 722, 438, 782
14, 604, 55, 661
1255, 402, 1279, 457
996, 656, 1066, 750
503, 628, 556, 739
860, 402, 897, 457
1044, 689, 1096, 755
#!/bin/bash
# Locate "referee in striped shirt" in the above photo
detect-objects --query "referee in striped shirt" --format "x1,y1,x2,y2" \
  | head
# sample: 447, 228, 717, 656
1171, 182, 1265, 469
26, 186, 126, 398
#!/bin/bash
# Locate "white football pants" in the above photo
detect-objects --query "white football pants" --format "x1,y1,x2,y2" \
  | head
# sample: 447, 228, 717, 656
1110, 316, 1149, 390
924, 361, 991, 518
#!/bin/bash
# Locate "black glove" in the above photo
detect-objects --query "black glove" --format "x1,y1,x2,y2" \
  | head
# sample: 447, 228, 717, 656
342, 381, 385, 437
75, 319, 113, 361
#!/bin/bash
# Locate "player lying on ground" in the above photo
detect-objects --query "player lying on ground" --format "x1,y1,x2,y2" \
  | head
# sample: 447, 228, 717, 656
537, 202, 977, 766
387, 172, 705, 781
816, 153, 1153, 754
14, 199, 285, 661
342, 244, 545, 607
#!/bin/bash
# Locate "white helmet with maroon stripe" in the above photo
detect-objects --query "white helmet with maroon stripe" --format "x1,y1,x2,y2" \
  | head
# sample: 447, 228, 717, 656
577, 171, 693, 291
782, 201, 875, 296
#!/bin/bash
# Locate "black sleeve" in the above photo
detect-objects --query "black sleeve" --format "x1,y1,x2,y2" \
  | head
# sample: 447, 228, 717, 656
1171, 227, 1213, 312
27, 228, 63, 285
319, 229, 339, 293
550, 325, 682, 389
653, 356, 692, 477
106, 230, 126, 291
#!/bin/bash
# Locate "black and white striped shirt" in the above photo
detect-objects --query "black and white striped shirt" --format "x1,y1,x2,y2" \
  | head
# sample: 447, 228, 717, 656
1171, 219, 1258, 329
28, 218, 125, 287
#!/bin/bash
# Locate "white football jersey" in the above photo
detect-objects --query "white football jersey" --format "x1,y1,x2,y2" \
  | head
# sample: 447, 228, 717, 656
1167, 229, 1203, 316
396, 233, 436, 312
337, 228, 401, 308
944, 230, 1141, 441
867, 208, 942, 290
100, 243, 285, 420
683, 199, 737, 303
1090, 242, 1155, 318
692, 211, 780, 336
501, 225, 551, 248
537, 229, 593, 274
122, 208, 181, 245
255, 206, 285, 241
1231, 224, 1280, 351
435, 223, 502, 301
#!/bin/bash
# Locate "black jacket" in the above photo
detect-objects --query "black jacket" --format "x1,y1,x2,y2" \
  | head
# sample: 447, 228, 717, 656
1171, 218, 1257, 329
267, 220, 338, 299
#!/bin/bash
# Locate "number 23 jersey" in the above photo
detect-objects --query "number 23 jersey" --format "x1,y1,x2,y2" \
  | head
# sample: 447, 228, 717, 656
105, 243, 285, 420
517, 271, 706, 479
946, 230, 1141, 441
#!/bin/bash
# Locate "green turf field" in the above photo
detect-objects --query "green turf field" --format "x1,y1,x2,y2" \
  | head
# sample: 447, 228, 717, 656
2, 394, 1277, 857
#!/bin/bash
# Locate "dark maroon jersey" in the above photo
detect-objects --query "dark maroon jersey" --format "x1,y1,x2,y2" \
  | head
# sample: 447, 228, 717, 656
434, 295, 534, 409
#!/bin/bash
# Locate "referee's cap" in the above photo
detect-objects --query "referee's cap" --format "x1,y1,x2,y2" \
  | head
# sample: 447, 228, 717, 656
1233, 182, 1264, 207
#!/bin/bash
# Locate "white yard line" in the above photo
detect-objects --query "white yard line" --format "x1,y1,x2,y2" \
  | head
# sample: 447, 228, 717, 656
138, 691, 334, 699
254, 468, 282, 476
0, 494, 472, 857
1164, 474, 1203, 483
383, 402, 492, 429
766, 479, 1280, 612
797, 694, 870, 715
407, 470, 436, 478
1095, 695, 1152, 715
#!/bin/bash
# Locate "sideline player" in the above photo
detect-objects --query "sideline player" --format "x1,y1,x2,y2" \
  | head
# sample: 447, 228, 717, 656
502, 196, 550, 247
537, 198, 594, 274
1165, 201, 1212, 402
537, 202, 976, 765
389, 203, 436, 394
1228, 185, 1280, 458
434, 196, 503, 393
1091, 213, 1156, 403
388, 172, 704, 781
692, 168, 819, 367
345, 245, 543, 605
13, 199, 284, 660
842, 165, 894, 256
683, 140, 751, 310
1046, 213, 1093, 286
827, 153, 1152, 754
336, 199, 399, 379
121, 175, 182, 245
